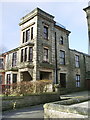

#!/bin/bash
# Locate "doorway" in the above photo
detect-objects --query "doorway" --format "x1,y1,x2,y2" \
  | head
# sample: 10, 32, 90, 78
60, 73, 66, 88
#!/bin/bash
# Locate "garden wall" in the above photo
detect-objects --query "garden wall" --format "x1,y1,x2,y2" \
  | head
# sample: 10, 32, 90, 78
2, 93, 60, 111
44, 96, 90, 118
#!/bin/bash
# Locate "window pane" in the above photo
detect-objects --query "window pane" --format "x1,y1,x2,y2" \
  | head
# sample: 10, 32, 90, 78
0, 75, 2, 84
75, 55, 79, 61
60, 36, 63, 44
24, 48, 27, 61
44, 26, 48, 39
13, 74, 17, 83
76, 75, 80, 87
60, 58, 65, 65
21, 49, 24, 62
76, 62, 79, 67
28, 47, 33, 62
7, 74, 11, 84
26, 29, 30, 42
43, 48, 49, 61
60, 51, 65, 65
78, 82, 80, 87
12, 52, 17, 67
23, 32, 25, 43
75, 55, 80, 67
0, 58, 3, 69
31, 27, 33, 40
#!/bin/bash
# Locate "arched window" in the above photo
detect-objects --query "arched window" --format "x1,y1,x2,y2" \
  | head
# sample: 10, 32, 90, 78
60, 36, 63, 45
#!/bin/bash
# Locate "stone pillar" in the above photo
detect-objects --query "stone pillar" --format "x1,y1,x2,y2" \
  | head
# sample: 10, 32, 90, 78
83, 2, 90, 55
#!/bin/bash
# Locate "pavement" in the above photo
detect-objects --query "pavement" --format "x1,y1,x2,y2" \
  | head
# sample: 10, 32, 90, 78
2, 91, 89, 119
71, 100, 89, 108
61, 90, 89, 99
61, 91, 90, 110
2, 104, 44, 119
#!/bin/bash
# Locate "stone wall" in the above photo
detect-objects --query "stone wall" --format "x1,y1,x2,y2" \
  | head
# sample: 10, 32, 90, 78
36, 10, 55, 80
85, 55, 90, 72
44, 96, 90, 118
2, 93, 60, 111
68, 49, 86, 89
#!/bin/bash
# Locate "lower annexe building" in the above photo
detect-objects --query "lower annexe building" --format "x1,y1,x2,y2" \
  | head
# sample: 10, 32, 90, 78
0, 7, 90, 92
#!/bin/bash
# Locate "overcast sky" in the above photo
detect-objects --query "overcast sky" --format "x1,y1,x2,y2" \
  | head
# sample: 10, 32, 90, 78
0, 1, 89, 54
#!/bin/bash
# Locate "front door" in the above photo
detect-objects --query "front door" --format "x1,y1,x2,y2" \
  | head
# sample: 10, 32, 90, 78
60, 73, 66, 88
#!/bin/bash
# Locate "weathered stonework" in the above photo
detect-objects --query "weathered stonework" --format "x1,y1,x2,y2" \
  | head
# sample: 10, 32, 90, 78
0, 7, 90, 92
83, 2, 90, 55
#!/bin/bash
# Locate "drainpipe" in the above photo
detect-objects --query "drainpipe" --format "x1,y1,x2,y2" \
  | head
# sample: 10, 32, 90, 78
55, 32, 58, 84
83, 54, 87, 89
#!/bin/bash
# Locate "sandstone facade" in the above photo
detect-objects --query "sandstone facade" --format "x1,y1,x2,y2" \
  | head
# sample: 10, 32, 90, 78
0, 7, 90, 91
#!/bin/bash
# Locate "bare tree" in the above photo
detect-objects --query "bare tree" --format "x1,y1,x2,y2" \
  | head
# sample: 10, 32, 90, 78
0, 45, 8, 54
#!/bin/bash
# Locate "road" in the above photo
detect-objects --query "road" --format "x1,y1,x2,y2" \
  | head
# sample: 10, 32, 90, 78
2, 104, 44, 119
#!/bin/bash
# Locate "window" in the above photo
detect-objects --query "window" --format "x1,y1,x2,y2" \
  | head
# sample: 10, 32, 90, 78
28, 47, 33, 62
24, 48, 27, 61
0, 58, 4, 69
44, 26, 48, 39
43, 48, 49, 62
23, 32, 25, 43
75, 55, 80, 67
26, 29, 30, 42
21, 49, 24, 62
60, 50, 65, 65
60, 36, 63, 45
13, 74, 17, 83
76, 75, 80, 87
12, 52, 17, 67
31, 27, 33, 40
7, 74, 11, 84
22, 27, 34, 43
21, 47, 33, 62
0, 75, 2, 84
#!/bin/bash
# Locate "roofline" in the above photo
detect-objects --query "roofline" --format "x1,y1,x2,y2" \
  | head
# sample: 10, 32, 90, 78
54, 21, 71, 34
69, 48, 90, 57
20, 7, 54, 20
19, 7, 54, 26
83, 6, 90, 11
0, 47, 19, 56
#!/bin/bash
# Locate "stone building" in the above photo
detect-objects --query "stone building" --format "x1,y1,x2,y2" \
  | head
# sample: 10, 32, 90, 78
83, 2, 90, 90
0, 7, 90, 91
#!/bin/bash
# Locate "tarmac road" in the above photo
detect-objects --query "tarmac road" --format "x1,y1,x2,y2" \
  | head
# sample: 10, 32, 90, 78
2, 104, 44, 120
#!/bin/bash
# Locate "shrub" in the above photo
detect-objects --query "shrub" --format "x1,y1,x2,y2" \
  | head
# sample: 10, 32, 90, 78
2, 80, 52, 96
35, 80, 52, 93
